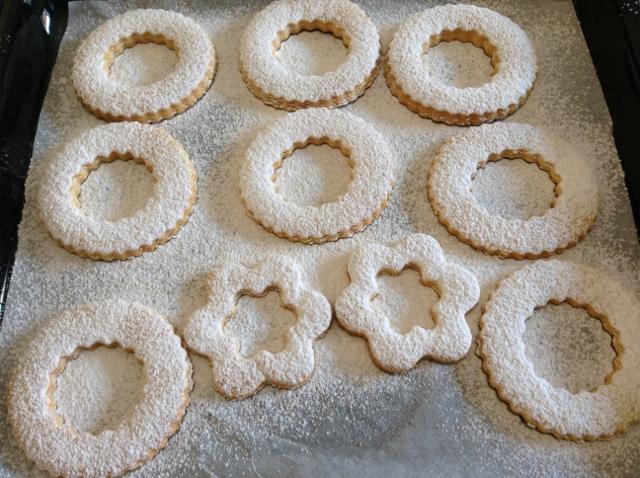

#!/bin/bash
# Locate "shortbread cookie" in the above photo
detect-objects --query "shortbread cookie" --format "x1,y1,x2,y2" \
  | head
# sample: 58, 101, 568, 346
478, 260, 640, 441
335, 234, 479, 373
240, 108, 395, 244
8, 300, 192, 477
38, 122, 197, 261
182, 257, 331, 400
240, 0, 380, 110
73, 9, 216, 123
385, 4, 536, 126
427, 123, 598, 259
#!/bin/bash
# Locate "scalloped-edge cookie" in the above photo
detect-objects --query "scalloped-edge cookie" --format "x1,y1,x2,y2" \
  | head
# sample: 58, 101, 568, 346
385, 4, 536, 126
181, 256, 332, 400
427, 123, 598, 259
8, 300, 192, 477
335, 234, 480, 373
478, 260, 640, 441
240, 0, 380, 110
38, 122, 198, 261
73, 9, 216, 123
240, 108, 395, 244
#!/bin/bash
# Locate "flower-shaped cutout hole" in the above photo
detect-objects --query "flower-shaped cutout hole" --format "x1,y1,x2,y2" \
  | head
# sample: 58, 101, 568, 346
471, 150, 559, 220
524, 301, 619, 394
224, 288, 298, 358
275, 25, 349, 76
48, 343, 145, 435
422, 30, 496, 88
75, 153, 157, 222
182, 257, 332, 400
336, 234, 479, 373
108, 36, 179, 86
371, 266, 438, 335
273, 141, 353, 207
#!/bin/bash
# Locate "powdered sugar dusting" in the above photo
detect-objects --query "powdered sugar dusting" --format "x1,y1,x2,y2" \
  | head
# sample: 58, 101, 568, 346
1, 0, 639, 476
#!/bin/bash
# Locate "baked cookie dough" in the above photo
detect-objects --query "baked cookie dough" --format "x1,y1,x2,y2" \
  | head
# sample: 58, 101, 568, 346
240, 0, 380, 110
385, 4, 536, 125
73, 9, 216, 122
38, 122, 197, 261
8, 300, 192, 477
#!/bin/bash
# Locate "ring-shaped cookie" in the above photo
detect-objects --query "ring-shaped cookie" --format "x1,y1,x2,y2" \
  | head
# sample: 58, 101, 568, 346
427, 123, 598, 259
38, 122, 197, 261
478, 260, 640, 441
240, 0, 381, 110
73, 9, 216, 123
385, 4, 536, 125
335, 234, 479, 373
182, 257, 332, 400
8, 300, 192, 477
240, 108, 395, 244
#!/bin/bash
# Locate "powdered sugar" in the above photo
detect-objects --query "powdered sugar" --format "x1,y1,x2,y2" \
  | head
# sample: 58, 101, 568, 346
1, 0, 639, 476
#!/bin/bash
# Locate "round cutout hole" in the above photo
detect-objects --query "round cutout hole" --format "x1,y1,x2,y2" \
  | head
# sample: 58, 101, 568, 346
372, 267, 438, 335
273, 143, 353, 207
275, 30, 349, 76
225, 290, 297, 358
423, 40, 494, 88
524, 302, 617, 394
52, 345, 145, 435
471, 157, 557, 220
109, 43, 178, 86
78, 157, 156, 222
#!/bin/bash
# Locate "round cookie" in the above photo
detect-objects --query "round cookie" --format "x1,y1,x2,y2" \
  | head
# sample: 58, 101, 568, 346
240, 0, 381, 110
240, 108, 395, 244
182, 257, 332, 400
335, 234, 479, 373
38, 122, 198, 261
8, 300, 192, 477
73, 9, 216, 123
427, 123, 598, 259
478, 260, 640, 441
385, 4, 536, 125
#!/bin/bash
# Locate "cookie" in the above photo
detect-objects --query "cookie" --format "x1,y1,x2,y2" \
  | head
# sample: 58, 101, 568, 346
427, 123, 598, 259
38, 122, 198, 261
181, 257, 332, 400
240, 108, 395, 244
478, 260, 640, 441
385, 4, 536, 126
8, 300, 192, 477
240, 0, 380, 110
73, 9, 216, 123
335, 234, 479, 373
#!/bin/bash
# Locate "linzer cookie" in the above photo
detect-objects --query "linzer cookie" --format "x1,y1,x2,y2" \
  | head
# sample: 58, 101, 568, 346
240, 0, 380, 110
72, 9, 216, 123
478, 260, 640, 441
427, 123, 598, 259
240, 108, 395, 244
38, 122, 197, 261
8, 300, 192, 477
385, 4, 536, 126
335, 234, 479, 373
182, 257, 332, 400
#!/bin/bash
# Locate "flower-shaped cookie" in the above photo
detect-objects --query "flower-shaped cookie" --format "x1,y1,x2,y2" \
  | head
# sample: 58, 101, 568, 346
182, 257, 331, 400
335, 234, 479, 373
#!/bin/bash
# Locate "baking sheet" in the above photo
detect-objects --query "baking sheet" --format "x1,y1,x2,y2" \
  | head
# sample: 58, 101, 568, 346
2, 0, 640, 476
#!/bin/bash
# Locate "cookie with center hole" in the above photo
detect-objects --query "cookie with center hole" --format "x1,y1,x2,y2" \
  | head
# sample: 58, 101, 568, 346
240, 0, 381, 110
181, 257, 332, 400
478, 260, 640, 441
335, 234, 480, 373
72, 9, 216, 123
385, 4, 536, 125
427, 122, 598, 259
8, 300, 192, 477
